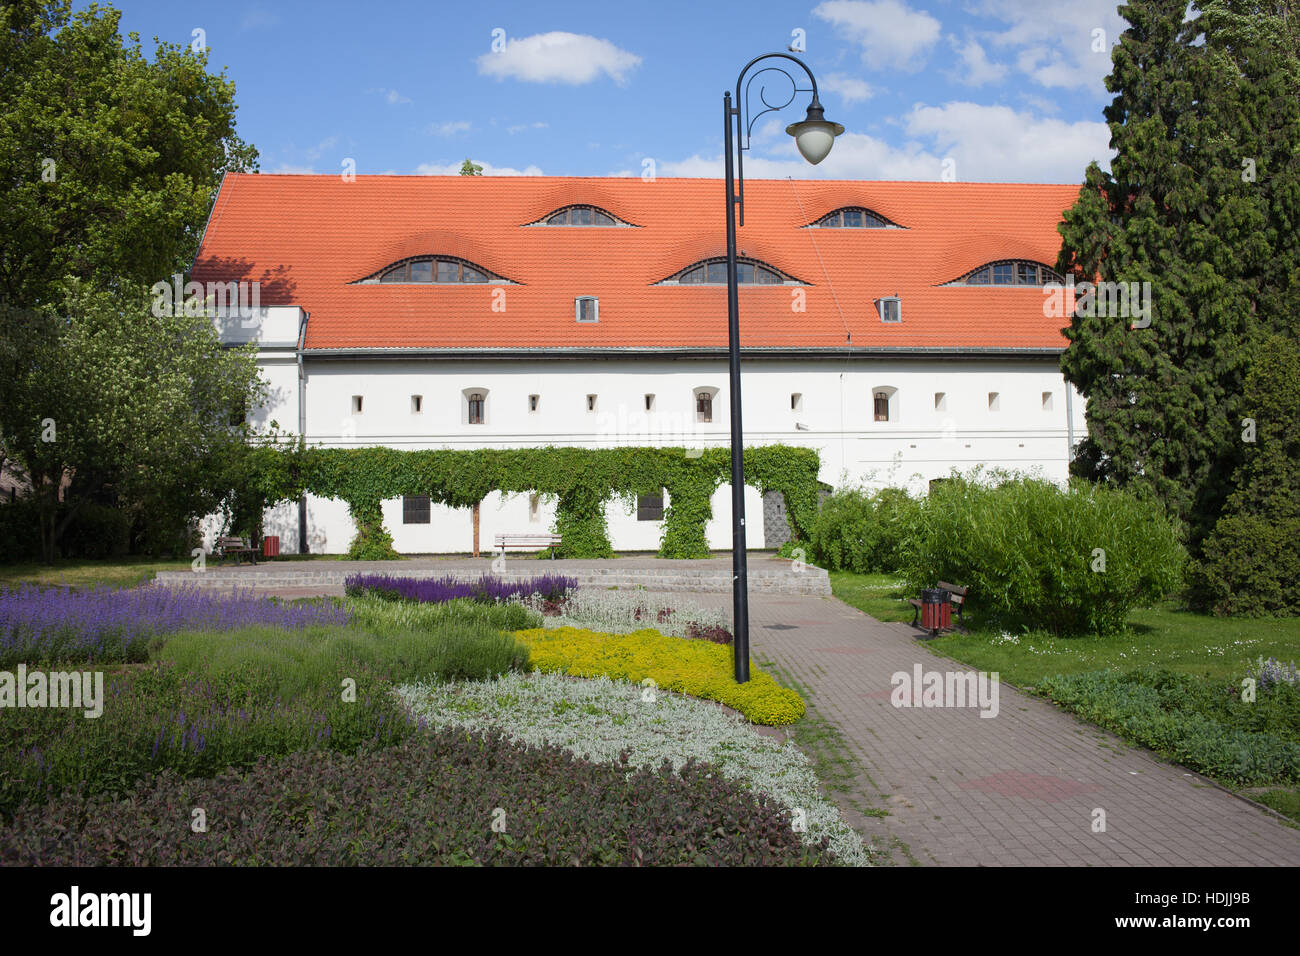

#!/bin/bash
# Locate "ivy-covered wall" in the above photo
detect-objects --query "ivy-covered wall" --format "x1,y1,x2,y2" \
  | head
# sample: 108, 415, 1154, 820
243, 444, 821, 559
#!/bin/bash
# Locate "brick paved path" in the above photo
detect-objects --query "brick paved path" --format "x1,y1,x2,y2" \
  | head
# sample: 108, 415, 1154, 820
685, 591, 1300, 866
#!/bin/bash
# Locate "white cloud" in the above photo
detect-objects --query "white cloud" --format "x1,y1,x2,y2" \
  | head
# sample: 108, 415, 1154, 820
974, 0, 1125, 93
415, 160, 544, 176
384, 89, 412, 105
948, 37, 1008, 87
305, 136, 338, 161
902, 101, 1110, 181
813, 0, 942, 72
620, 102, 1110, 183
507, 122, 549, 134
822, 72, 874, 105
476, 32, 642, 86
429, 121, 471, 137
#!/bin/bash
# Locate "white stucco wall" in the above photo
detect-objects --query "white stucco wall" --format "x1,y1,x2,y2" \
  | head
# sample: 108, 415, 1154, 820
210, 309, 1087, 554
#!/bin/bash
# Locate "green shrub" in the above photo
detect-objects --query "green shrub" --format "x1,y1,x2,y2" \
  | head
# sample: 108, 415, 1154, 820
346, 593, 542, 633
0, 499, 42, 561
156, 622, 530, 691
1192, 334, 1300, 616
808, 484, 914, 573
0, 499, 129, 560
1037, 668, 1300, 786
0, 734, 835, 866
899, 472, 1185, 635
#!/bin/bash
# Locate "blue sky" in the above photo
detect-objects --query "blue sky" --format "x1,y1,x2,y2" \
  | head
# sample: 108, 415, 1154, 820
103, 0, 1126, 183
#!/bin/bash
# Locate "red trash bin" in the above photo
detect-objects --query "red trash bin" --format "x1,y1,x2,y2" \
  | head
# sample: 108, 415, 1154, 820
262, 535, 280, 558
919, 588, 951, 634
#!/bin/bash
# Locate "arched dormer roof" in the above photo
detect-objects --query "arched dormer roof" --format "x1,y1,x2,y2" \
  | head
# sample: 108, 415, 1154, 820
514, 181, 639, 227
348, 229, 520, 284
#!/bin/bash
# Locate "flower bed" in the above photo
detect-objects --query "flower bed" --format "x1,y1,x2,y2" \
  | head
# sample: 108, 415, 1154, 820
344, 573, 576, 605
531, 589, 733, 643
514, 626, 805, 726
1, 619, 530, 818
0, 583, 351, 666
0, 732, 834, 866
397, 671, 870, 865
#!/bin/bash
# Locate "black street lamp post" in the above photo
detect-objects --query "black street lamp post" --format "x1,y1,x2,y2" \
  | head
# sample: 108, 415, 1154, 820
723, 54, 843, 683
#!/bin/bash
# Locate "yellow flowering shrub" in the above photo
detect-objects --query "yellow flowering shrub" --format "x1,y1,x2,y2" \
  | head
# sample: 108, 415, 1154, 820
514, 626, 806, 726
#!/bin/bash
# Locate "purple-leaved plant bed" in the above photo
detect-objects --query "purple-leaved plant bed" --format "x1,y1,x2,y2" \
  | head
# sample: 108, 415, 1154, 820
344, 573, 577, 605
0, 584, 350, 666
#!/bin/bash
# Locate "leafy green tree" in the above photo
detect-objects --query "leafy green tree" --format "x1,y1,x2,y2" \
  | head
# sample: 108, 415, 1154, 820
0, 2, 262, 559
6, 281, 264, 561
0, 0, 257, 310
459, 158, 483, 176
1192, 335, 1300, 615
1057, 0, 1300, 549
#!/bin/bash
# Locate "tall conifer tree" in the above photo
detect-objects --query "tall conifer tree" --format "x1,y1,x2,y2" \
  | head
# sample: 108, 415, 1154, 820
1058, 0, 1300, 549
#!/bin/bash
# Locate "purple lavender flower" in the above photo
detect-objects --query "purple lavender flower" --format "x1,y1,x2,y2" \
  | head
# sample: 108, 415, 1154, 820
343, 573, 575, 605
0, 583, 352, 666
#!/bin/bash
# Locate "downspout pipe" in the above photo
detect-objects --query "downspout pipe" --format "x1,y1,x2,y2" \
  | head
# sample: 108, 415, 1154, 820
297, 309, 309, 554
1065, 379, 1076, 466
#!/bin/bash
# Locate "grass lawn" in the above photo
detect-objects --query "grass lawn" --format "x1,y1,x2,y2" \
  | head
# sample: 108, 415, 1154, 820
830, 570, 1300, 823
0, 556, 193, 590
829, 570, 1300, 685
0, 553, 343, 590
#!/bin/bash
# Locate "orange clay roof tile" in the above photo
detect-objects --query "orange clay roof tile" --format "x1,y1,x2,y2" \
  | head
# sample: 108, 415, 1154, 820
192, 173, 1081, 351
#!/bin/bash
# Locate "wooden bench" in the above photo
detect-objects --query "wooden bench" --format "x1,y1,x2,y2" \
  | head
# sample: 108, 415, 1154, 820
493, 532, 562, 559
908, 581, 969, 629
214, 535, 258, 565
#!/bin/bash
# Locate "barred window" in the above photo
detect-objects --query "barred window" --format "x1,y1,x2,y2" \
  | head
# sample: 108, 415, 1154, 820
403, 495, 430, 524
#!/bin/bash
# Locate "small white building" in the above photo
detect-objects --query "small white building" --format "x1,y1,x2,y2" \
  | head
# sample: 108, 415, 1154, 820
196, 174, 1086, 554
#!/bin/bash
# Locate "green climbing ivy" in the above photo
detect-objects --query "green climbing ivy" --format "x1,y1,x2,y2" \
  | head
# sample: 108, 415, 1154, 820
245, 444, 821, 559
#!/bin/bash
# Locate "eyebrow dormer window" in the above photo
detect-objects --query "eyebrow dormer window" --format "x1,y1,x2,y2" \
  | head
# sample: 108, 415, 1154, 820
544, 204, 618, 226
662, 257, 789, 285
945, 259, 1063, 286
812, 206, 890, 228
373, 256, 503, 283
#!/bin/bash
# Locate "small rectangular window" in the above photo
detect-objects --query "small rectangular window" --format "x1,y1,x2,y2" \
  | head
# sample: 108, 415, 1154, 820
637, 492, 664, 521
645, 394, 655, 411
409, 260, 433, 283
1042, 391, 1054, 411
402, 495, 430, 525
696, 392, 713, 423
529, 394, 539, 412
934, 392, 946, 411
988, 392, 1000, 411
411, 395, 423, 413
576, 297, 598, 322
528, 493, 540, 523
874, 391, 890, 422
791, 393, 802, 412
468, 392, 485, 424
587, 394, 597, 412
878, 298, 901, 323
352, 395, 363, 414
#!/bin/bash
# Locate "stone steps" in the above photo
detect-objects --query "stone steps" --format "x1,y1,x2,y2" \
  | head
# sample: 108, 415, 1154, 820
153, 565, 831, 596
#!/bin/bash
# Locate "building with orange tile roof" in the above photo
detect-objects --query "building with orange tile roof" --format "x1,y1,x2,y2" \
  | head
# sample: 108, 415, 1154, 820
197, 173, 1087, 554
